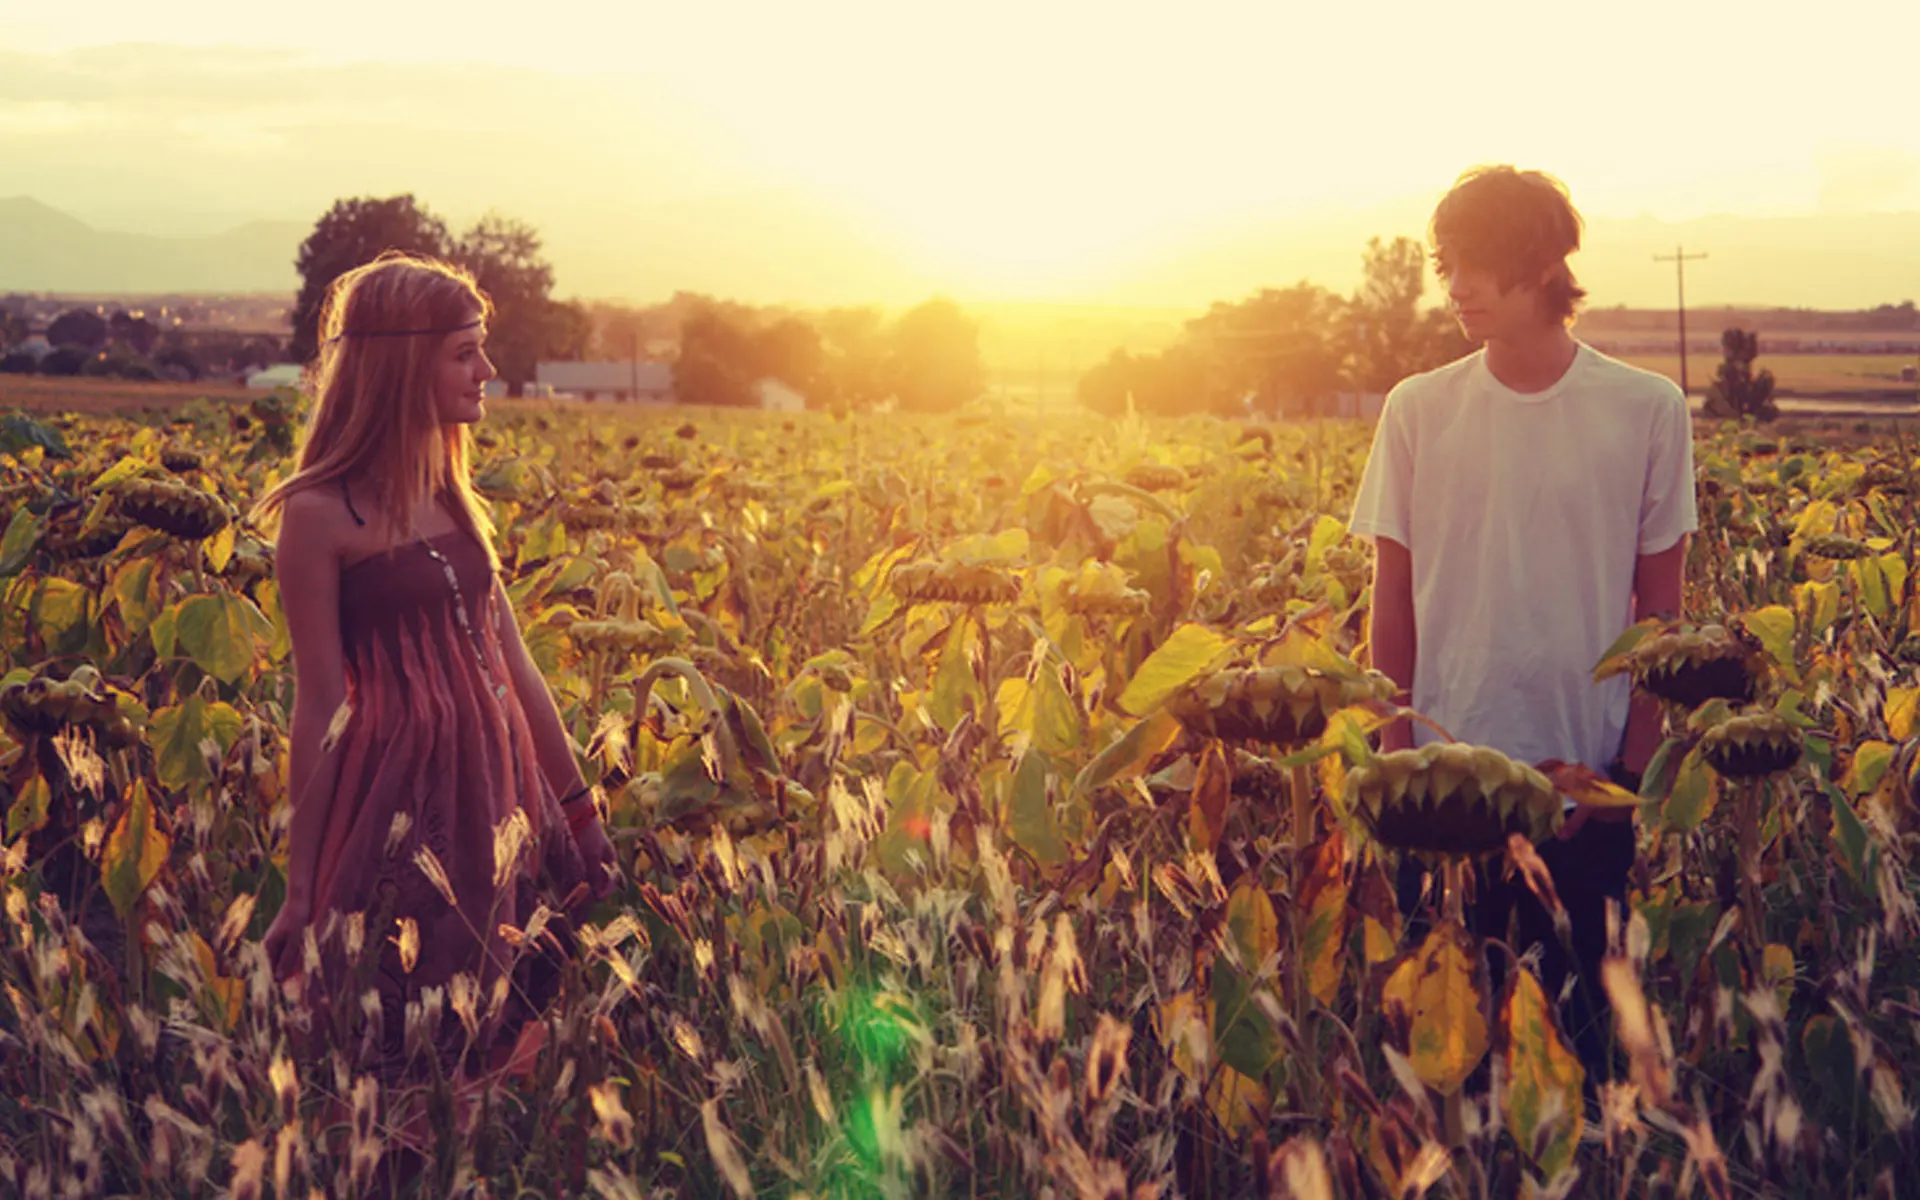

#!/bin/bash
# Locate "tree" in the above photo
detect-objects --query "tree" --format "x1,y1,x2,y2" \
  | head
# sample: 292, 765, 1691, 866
887, 298, 983, 413
0, 308, 25, 349
673, 304, 762, 407
1702, 328, 1778, 422
755, 317, 825, 396
539, 299, 594, 364
47, 310, 108, 353
1186, 284, 1346, 417
291, 195, 450, 362
109, 310, 160, 356
1077, 349, 1137, 417
816, 306, 891, 412
39, 346, 89, 376
452, 213, 556, 395
1348, 236, 1476, 393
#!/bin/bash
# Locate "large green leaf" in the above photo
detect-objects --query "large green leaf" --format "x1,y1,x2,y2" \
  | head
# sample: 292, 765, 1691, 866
0, 507, 43, 578
1117, 623, 1234, 717
149, 694, 245, 790
33, 577, 90, 652
102, 779, 170, 918
1007, 750, 1068, 865
1738, 605, 1796, 674
1073, 709, 1183, 797
176, 593, 272, 684
1660, 746, 1717, 833
110, 557, 162, 638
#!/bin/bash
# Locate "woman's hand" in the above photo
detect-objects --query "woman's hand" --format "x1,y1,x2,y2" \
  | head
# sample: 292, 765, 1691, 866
574, 816, 619, 901
262, 893, 311, 979
561, 791, 619, 901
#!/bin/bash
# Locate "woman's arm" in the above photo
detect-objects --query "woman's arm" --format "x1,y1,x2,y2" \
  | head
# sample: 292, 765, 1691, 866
492, 577, 587, 798
492, 578, 616, 890
264, 490, 348, 961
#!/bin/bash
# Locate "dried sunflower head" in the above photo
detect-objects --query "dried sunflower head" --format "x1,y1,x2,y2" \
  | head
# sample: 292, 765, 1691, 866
1123, 464, 1186, 493
891, 560, 1020, 606
43, 503, 133, 560
1698, 709, 1802, 780
161, 446, 203, 474
1166, 664, 1395, 747
1348, 743, 1562, 858
1801, 534, 1871, 561
570, 618, 684, 659
111, 476, 231, 540
0, 665, 138, 747
1601, 622, 1762, 709
1059, 561, 1149, 619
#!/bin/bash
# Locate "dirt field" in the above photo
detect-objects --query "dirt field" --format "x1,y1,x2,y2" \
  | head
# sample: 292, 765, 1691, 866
0, 374, 254, 415
1620, 351, 1918, 398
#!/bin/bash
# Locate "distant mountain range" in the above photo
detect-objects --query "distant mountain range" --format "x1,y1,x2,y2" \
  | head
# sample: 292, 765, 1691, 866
0, 197, 302, 294
6, 195, 1920, 312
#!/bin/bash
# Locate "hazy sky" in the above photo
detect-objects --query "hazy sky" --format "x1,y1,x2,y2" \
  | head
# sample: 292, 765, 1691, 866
5, 0, 1920, 305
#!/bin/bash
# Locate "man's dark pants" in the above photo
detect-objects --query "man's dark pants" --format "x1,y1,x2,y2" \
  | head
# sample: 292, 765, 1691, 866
1394, 818, 1636, 1078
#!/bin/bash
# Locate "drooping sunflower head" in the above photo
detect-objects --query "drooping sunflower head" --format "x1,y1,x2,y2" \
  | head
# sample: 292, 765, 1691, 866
1347, 743, 1562, 859
1166, 664, 1396, 748
1606, 622, 1763, 709
891, 560, 1021, 606
110, 476, 232, 541
1698, 709, 1803, 780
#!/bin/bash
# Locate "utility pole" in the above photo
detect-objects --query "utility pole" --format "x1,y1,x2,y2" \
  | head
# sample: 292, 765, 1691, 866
1654, 245, 1708, 396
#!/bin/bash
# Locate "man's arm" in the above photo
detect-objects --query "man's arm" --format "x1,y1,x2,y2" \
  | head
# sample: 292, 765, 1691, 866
1620, 535, 1688, 776
1368, 536, 1416, 751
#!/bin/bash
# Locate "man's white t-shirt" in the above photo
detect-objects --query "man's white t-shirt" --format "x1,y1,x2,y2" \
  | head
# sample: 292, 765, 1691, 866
1347, 342, 1699, 775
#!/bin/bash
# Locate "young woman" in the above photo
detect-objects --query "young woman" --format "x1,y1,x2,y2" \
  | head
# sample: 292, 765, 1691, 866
255, 252, 616, 1065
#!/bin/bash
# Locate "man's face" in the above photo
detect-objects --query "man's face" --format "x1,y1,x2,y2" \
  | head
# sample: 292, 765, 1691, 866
1434, 251, 1552, 344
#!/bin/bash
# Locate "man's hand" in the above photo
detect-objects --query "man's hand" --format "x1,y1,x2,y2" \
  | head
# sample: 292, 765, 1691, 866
1538, 758, 1639, 841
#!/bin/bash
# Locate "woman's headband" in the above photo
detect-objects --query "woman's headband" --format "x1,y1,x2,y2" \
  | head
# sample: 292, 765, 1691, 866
324, 318, 482, 346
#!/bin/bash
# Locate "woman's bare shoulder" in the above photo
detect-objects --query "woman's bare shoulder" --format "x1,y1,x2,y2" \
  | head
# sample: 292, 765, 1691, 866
275, 481, 354, 560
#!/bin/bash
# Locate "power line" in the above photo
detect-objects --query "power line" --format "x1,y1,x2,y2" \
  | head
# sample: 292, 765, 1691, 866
1654, 245, 1709, 396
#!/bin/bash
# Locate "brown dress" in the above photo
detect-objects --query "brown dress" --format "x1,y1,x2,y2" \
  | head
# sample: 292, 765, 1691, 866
273, 527, 592, 1068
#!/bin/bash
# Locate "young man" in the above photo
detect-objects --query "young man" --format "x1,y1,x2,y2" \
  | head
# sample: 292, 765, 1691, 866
1346, 166, 1697, 1072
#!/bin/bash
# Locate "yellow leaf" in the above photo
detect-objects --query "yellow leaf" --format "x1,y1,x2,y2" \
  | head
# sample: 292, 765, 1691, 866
1300, 832, 1350, 1005
1363, 916, 1398, 966
1382, 920, 1488, 1095
101, 780, 169, 918
1762, 943, 1795, 1010
1118, 623, 1235, 716
1502, 968, 1585, 1177
1224, 881, 1279, 973
1843, 741, 1896, 797
1189, 742, 1230, 855
1207, 1066, 1270, 1136
1886, 688, 1918, 742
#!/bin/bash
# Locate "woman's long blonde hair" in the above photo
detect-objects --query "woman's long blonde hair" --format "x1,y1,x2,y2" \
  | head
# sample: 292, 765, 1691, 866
252, 252, 498, 566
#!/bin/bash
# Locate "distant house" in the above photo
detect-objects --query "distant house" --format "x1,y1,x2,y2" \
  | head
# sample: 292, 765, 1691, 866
12, 335, 52, 363
536, 361, 673, 403
246, 363, 303, 390
755, 378, 807, 412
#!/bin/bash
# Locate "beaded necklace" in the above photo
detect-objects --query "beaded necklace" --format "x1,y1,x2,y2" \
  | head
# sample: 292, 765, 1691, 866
342, 479, 509, 701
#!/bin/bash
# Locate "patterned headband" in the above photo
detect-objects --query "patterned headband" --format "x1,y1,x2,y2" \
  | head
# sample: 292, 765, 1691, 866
325, 318, 482, 346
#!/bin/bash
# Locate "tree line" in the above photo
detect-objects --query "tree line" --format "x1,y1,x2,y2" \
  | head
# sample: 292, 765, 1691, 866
1077, 237, 1472, 418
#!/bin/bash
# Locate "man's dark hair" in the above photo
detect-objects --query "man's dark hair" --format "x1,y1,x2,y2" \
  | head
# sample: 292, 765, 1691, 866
1429, 166, 1587, 323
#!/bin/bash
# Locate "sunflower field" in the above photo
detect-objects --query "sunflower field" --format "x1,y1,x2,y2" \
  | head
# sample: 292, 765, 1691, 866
0, 395, 1917, 1198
